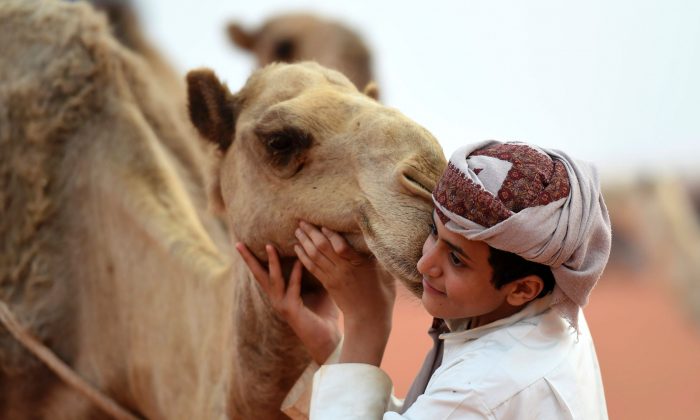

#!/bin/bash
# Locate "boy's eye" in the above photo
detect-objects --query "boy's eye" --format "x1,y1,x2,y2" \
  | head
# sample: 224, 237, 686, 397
429, 222, 437, 236
449, 252, 464, 267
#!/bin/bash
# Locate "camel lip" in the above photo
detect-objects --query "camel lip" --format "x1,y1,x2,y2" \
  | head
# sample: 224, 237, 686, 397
353, 210, 427, 285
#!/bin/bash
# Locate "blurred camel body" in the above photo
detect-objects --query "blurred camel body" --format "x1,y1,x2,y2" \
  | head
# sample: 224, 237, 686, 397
229, 13, 375, 91
0, 1, 445, 419
604, 176, 700, 325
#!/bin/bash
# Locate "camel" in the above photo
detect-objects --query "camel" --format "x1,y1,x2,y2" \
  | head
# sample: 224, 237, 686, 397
604, 176, 700, 326
0, 1, 445, 419
228, 13, 375, 92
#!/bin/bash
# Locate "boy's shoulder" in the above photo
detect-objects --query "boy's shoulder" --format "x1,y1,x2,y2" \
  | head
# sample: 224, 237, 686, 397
435, 309, 592, 410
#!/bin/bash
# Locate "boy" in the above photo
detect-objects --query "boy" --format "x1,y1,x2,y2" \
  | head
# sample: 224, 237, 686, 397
237, 140, 611, 419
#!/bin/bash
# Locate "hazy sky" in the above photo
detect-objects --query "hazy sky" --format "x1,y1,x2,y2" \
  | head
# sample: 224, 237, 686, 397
137, 0, 700, 176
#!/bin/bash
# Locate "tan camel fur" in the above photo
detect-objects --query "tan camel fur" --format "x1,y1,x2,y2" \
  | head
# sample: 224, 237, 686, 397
89, 0, 186, 105
0, 1, 445, 418
229, 13, 374, 92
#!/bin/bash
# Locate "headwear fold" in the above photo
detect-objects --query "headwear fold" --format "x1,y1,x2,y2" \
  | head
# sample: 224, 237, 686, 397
432, 140, 611, 328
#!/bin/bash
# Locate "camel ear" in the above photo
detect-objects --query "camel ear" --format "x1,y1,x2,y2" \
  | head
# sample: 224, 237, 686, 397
186, 69, 237, 151
363, 81, 380, 101
227, 22, 256, 51
208, 169, 226, 215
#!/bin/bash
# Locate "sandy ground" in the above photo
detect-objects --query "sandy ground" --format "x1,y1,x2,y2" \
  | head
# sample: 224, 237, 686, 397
380, 271, 700, 419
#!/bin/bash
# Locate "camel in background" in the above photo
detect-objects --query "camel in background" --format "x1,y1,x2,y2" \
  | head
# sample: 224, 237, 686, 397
91, 4, 376, 96
0, 1, 445, 419
604, 175, 700, 326
228, 13, 375, 93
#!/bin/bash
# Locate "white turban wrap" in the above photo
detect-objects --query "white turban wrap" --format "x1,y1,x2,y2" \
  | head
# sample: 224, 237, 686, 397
432, 140, 612, 328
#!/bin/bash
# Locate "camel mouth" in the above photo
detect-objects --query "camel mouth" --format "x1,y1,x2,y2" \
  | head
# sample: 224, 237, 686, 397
354, 205, 429, 296
300, 267, 325, 293
280, 230, 372, 294
278, 259, 423, 303
276, 256, 324, 293
275, 215, 425, 297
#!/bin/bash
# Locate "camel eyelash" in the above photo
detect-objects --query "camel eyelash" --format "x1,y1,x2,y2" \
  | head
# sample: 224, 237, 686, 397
258, 127, 312, 158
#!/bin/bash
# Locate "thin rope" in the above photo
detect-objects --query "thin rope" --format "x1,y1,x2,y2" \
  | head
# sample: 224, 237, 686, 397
0, 300, 141, 420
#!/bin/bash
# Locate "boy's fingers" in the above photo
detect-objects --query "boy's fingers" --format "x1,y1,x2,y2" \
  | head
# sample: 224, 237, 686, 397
321, 227, 356, 259
265, 245, 285, 299
295, 244, 323, 280
235, 243, 270, 289
295, 227, 333, 269
299, 221, 334, 254
286, 259, 303, 303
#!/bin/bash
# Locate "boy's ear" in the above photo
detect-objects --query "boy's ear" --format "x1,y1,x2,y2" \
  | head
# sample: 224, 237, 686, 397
504, 275, 544, 307
186, 69, 238, 151
227, 22, 257, 51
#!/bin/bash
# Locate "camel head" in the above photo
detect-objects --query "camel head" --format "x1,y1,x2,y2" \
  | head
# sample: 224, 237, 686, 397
187, 62, 445, 293
228, 13, 373, 91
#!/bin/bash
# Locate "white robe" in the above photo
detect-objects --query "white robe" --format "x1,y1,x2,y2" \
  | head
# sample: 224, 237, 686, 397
283, 297, 608, 420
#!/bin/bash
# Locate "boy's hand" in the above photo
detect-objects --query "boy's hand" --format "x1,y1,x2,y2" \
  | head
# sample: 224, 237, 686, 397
294, 221, 396, 366
235, 243, 340, 365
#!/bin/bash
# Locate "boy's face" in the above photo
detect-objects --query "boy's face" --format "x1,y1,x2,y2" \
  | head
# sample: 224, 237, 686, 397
417, 212, 516, 324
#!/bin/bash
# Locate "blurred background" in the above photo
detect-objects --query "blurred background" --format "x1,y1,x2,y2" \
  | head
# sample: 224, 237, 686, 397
114, 0, 700, 418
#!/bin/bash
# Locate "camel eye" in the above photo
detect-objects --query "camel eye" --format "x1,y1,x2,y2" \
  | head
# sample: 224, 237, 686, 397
267, 134, 294, 153
262, 127, 311, 156
274, 39, 295, 61
256, 126, 313, 177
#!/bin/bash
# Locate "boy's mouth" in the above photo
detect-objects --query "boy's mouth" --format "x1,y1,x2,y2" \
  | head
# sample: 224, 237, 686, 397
422, 277, 445, 295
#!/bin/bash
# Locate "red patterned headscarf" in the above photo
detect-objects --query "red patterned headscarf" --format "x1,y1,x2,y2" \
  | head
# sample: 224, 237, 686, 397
433, 140, 611, 329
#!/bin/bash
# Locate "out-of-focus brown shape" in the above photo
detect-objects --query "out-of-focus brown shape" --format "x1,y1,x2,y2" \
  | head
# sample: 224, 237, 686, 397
604, 175, 700, 326
228, 13, 375, 92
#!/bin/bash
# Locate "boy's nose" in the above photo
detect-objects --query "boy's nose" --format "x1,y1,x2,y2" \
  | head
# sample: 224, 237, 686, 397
417, 242, 442, 278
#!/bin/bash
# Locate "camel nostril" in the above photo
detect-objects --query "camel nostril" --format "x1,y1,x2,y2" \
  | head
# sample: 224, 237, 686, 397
399, 171, 434, 203
394, 156, 441, 204
407, 175, 432, 194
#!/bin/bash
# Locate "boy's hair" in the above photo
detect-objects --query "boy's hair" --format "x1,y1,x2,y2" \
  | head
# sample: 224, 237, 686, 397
488, 246, 555, 299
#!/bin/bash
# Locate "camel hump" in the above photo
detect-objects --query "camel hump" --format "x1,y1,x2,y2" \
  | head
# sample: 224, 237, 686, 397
0, 0, 114, 375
